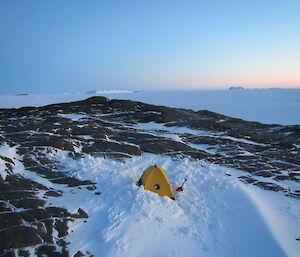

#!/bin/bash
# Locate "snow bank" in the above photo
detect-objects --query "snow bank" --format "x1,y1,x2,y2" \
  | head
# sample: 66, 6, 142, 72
44, 151, 294, 257
242, 185, 300, 257
1, 142, 298, 256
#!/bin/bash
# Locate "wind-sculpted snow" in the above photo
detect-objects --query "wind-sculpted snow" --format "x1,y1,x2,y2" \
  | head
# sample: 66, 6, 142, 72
52, 153, 291, 257
0, 96, 299, 256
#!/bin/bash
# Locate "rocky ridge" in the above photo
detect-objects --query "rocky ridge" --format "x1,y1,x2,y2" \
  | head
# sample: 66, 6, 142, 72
0, 96, 299, 256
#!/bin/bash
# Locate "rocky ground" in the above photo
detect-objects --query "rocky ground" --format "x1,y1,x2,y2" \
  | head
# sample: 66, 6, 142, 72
0, 96, 299, 256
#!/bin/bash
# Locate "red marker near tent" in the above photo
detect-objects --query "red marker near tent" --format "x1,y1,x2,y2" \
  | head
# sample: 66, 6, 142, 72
176, 178, 187, 192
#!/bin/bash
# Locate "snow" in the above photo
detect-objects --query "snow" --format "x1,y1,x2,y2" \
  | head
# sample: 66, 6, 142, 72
0, 158, 7, 179
0, 143, 21, 179
1, 140, 299, 256
134, 121, 208, 135
59, 113, 89, 121
21, 144, 294, 257
133, 122, 266, 147
243, 185, 300, 257
42, 151, 298, 257
1, 89, 300, 125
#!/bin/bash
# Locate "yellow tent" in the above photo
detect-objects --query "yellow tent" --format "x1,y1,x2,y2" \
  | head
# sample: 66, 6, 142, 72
137, 165, 174, 199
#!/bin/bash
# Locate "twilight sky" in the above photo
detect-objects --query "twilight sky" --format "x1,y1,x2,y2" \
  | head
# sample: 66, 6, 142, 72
0, 0, 299, 94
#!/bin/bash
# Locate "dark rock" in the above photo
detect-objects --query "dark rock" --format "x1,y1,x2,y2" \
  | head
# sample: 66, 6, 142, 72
10, 198, 46, 209
36, 221, 51, 243
74, 251, 84, 257
45, 190, 63, 197
18, 249, 30, 257
0, 191, 36, 201
0, 155, 15, 165
1, 250, 16, 257
57, 238, 69, 247
71, 208, 88, 219
43, 219, 54, 243
86, 185, 96, 191
254, 170, 274, 178
253, 181, 285, 192
286, 192, 300, 199
49, 176, 95, 187
91, 152, 134, 159
0, 226, 42, 249
20, 208, 50, 222
0, 212, 23, 230
274, 175, 289, 181
0, 175, 47, 195
139, 138, 204, 155
22, 137, 74, 152
22, 157, 40, 168
45, 207, 70, 218
54, 218, 69, 238
238, 176, 257, 184
35, 244, 58, 257
27, 165, 64, 180
83, 140, 142, 156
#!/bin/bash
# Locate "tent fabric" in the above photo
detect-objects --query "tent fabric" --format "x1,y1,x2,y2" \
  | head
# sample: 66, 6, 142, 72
138, 165, 174, 199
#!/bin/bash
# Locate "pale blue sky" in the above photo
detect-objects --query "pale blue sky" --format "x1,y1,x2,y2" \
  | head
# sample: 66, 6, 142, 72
0, 0, 299, 93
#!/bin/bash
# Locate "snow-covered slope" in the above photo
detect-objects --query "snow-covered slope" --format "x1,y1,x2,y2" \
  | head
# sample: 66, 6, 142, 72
5, 146, 298, 257
52, 152, 299, 257
0, 96, 299, 256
